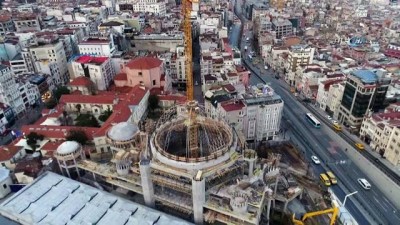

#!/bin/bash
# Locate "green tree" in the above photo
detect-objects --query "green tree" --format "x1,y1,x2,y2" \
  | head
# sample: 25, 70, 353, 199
75, 113, 100, 127
76, 104, 82, 114
45, 98, 57, 109
26, 132, 44, 152
54, 86, 70, 101
98, 107, 113, 122
66, 129, 89, 145
148, 95, 159, 112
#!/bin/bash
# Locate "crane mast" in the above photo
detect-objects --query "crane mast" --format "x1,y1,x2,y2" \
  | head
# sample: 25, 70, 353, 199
182, 0, 200, 157
183, 0, 194, 101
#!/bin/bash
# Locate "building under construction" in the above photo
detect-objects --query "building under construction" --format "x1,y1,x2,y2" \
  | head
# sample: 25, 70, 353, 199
52, 101, 304, 225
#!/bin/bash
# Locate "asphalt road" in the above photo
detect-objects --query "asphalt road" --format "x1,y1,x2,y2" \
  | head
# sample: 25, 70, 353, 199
232, 0, 400, 224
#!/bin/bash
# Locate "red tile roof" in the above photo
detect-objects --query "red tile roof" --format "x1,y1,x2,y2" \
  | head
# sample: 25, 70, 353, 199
0, 144, 23, 162
75, 55, 108, 64
223, 84, 236, 93
125, 57, 162, 70
221, 100, 245, 112
114, 72, 127, 81
69, 76, 93, 87
60, 94, 115, 105
21, 125, 99, 140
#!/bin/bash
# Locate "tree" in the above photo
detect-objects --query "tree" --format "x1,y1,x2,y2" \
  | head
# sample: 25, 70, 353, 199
45, 98, 57, 109
54, 86, 70, 101
66, 129, 89, 145
26, 132, 44, 152
75, 113, 100, 127
98, 107, 113, 122
148, 95, 159, 112
76, 104, 82, 114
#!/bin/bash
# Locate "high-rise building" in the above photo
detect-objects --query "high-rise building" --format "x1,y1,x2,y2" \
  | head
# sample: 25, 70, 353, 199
0, 65, 25, 115
338, 70, 391, 128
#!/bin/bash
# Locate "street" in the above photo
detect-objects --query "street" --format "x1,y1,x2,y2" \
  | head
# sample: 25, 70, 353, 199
231, 0, 400, 224
0, 105, 43, 145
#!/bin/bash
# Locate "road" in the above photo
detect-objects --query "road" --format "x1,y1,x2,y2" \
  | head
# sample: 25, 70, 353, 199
0, 105, 43, 145
232, 0, 400, 224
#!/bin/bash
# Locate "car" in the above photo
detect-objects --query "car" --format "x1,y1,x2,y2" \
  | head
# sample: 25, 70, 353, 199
357, 178, 371, 190
195, 81, 199, 86
331, 120, 338, 124
311, 155, 321, 164
355, 143, 365, 150
327, 116, 332, 120
264, 65, 268, 70
0, 129, 11, 136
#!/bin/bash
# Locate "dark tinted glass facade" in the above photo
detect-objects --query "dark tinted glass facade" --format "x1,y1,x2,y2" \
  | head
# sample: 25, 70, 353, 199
341, 83, 355, 110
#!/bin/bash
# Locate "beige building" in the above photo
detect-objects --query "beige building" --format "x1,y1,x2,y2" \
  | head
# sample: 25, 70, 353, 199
360, 110, 400, 166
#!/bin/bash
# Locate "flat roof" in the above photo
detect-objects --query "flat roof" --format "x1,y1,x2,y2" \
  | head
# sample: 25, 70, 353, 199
0, 172, 193, 225
352, 70, 377, 84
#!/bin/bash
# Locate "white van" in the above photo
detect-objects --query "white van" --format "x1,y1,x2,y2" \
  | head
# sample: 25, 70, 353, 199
357, 178, 371, 190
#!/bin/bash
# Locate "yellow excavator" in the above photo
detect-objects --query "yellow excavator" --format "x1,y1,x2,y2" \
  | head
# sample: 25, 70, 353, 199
292, 207, 339, 225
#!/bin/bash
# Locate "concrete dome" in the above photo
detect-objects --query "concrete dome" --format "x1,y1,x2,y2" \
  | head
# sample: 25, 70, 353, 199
108, 122, 139, 142
57, 141, 80, 155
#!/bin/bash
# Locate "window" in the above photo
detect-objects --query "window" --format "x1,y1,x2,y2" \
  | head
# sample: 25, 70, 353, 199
138, 72, 142, 76
3, 184, 6, 189
153, 80, 156, 85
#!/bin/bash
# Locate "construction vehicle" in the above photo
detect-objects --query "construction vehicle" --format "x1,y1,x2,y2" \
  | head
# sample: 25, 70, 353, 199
292, 207, 339, 225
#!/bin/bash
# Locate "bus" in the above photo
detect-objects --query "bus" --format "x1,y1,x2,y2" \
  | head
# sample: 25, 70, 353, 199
306, 113, 321, 128
333, 123, 342, 131
326, 171, 337, 185
320, 173, 331, 186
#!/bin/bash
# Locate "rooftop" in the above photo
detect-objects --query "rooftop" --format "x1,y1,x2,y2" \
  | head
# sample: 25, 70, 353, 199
0, 172, 193, 225
125, 57, 163, 70
75, 55, 109, 65
352, 70, 378, 84
107, 122, 139, 142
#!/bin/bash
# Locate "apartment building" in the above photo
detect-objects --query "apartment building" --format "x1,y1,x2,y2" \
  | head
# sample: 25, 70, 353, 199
0, 65, 25, 115
360, 110, 400, 166
272, 19, 293, 39
30, 39, 69, 85
338, 70, 391, 128
242, 85, 284, 141
13, 13, 41, 32
0, 103, 15, 133
286, 45, 315, 73
384, 43, 400, 59
316, 79, 345, 116
17, 80, 40, 108
116, 0, 166, 16
0, 15, 15, 36
70, 55, 116, 91
78, 37, 116, 57
133, 33, 184, 52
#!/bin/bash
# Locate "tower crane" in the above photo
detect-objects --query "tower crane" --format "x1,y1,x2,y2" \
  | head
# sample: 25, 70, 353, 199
182, 0, 200, 158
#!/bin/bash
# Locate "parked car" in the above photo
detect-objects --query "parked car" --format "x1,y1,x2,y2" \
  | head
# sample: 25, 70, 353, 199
0, 129, 11, 136
311, 155, 321, 164
327, 116, 332, 120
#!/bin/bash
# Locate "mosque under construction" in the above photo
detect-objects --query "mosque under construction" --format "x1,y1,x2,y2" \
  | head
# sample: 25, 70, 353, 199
51, 101, 304, 225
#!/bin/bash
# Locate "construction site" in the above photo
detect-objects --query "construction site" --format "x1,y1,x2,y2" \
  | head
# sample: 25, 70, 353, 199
44, 99, 340, 225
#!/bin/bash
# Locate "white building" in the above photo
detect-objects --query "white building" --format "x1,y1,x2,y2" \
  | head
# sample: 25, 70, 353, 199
30, 41, 69, 85
0, 65, 25, 115
17, 80, 40, 108
0, 168, 12, 198
316, 80, 345, 117
78, 37, 116, 57
116, 0, 166, 16
70, 55, 116, 91
242, 85, 284, 141
360, 110, 400, 166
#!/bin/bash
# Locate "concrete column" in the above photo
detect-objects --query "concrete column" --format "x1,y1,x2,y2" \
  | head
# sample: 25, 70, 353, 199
192, 177, 206, 224
139, 159, 155, 207
248, 159, 255, 178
